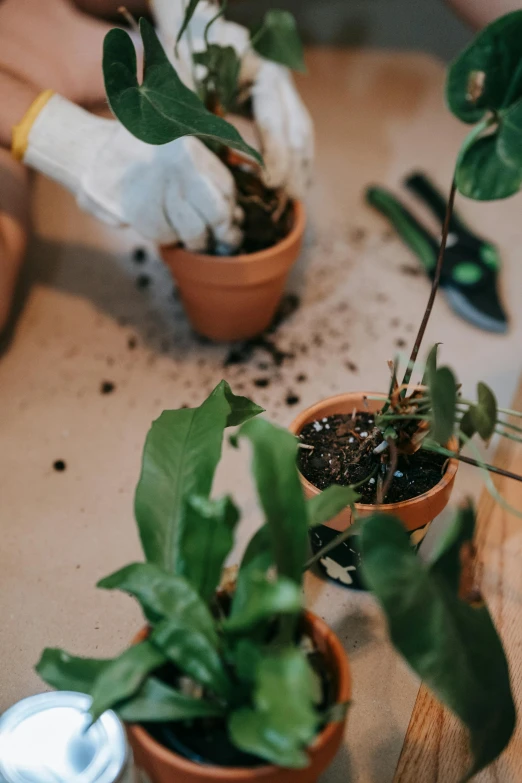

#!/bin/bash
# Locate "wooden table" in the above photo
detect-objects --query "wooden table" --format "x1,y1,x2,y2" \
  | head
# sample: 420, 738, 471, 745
1, 49, 522, 782
394, 382, 522, 782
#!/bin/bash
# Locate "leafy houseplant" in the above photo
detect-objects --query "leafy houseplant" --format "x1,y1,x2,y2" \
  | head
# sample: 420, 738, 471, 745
291, 10, 522, 586
36, 382, 515, 782
102, 5, 307, 341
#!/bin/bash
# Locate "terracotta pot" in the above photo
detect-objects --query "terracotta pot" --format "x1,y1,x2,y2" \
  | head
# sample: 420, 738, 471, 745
161, 202, 305, 342
127, 610, 350, 783
289, 392, 459, 588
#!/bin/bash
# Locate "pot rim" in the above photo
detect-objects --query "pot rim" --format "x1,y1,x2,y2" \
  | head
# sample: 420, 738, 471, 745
160, 201, 305, 266
127, 608, 350, 779
289, 391, 459, 513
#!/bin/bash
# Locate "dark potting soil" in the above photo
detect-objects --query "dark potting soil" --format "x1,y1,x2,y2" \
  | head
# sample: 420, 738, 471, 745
142, 633, 335, 769
207, 164, 293, 256
298, 412, 447, 504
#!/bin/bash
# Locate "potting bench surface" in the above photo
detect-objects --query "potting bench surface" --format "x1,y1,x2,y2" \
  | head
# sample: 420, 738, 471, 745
1, 49, 522, 783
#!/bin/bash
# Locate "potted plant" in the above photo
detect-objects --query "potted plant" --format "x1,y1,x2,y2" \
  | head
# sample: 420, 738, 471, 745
35, 381, 515, 782
102, 4, 307, 341
290, 10, 522, 588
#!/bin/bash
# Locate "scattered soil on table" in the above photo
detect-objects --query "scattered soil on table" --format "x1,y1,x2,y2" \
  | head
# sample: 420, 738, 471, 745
286, 392, 300, 406
53, 460, 66, 472
127, 336, 137, 350
132, 247, 148, 264
136, 274, 151, 290
100, 381, 115, 395
298, 411, 447, 504
223, 293, 300, 368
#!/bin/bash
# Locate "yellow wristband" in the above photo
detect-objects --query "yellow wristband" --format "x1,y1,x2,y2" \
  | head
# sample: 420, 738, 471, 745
11, 89, 55, 162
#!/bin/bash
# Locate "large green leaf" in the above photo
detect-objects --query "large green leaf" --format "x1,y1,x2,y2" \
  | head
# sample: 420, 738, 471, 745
134, 381, 261, 571
360, 513, 516, 780
306, 485, 360, 528
251, 10, 306, 73
97, 563, 217, 642
428, 366, 458, 445
497, 98, 522, 169
90, 641, 165, 722
225, 572, 302, 635
176, 0, 201, 45
429, 503, 475, 594
36, 650, 110, 694
151, 618, 232, 698
456, 134, 522, 200
446, 11, 522, 122
233, 418, 308, 585
117, 676, 223, 723
103, 19, 262, 163
177, 495, 239, 603
470, 382, 498, 441
229, 649, 320, 768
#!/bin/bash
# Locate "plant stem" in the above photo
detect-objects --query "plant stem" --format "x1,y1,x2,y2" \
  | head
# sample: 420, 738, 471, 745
401, 179, 457, 392
422, 443, 522, 484
377, 439, 398, 504
497, 406, 522, 419
304, 522, 358, 571
204, 0, 228, 48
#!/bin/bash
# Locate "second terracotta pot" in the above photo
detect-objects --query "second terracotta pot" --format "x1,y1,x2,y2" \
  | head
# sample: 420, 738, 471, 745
127, 610, 350, 783
290, 392, 459, 588
161, 202, 305, 342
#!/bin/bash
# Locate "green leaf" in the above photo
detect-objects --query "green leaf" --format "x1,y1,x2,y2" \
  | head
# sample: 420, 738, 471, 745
229, 638, 263, 685
446, 11, 522, 122
97, 563, 217, 642
103, 19, 262, 163
177, 495, 239, 603
117, 676, 223, 723
429, 502, 476, 594
90, 641, 165, 723
360, 513, 516, 779
459, 408, 477, 441
233, 418, 308, 585
151, 618, 231, 698
470, 382, 498, 441
251, 10, 306, 73
497, 98, 522, 168
176, 0, 201, 45
422, 343, 439, 387
229, 709, 309, 769
224, 572, 302, 634
306, 485, 360, 528
194, 45, 241, 113
229, 649, 320, 768
36, 649, 110, 694
134, 380, 260, 572
429, 366, 457, 445
456, 134, 522, 200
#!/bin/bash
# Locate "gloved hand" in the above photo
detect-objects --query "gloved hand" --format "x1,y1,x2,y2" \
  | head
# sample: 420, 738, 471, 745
151, 0, 314, 199
20, 94, 243, 251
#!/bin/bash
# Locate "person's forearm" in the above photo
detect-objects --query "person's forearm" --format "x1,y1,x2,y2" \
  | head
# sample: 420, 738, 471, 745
0, 71, 39, 151
445, 0, 522, 29
72, 0, 148, 20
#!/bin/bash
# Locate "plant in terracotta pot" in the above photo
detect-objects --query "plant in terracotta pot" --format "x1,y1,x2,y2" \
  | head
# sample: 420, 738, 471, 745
101, 3, 308, 341
290, 10, 522, 588
35, 381, 515, 782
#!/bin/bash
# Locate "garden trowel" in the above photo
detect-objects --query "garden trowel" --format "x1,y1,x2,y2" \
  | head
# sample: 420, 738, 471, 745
366, 172, 509, 334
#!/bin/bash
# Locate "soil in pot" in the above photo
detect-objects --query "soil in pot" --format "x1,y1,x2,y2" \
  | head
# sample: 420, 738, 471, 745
140, 629, 336, 769
298, 411, 448, 504
205, 163, 293, 257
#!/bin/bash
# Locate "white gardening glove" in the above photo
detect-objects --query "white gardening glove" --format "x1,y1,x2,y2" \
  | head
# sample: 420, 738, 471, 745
151, 0, 314, 199
22, 94, 242, 251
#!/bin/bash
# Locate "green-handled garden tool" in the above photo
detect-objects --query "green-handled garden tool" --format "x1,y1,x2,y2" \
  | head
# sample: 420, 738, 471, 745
366, 172, 509, 333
